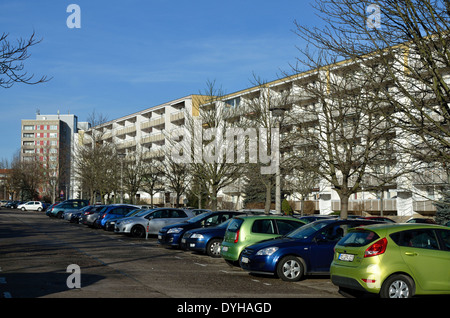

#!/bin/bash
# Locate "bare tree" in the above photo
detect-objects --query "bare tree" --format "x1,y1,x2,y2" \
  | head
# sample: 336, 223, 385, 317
74, 112, 119, 203
286, 55, 412, 219
0, 32, 49, 88
175, 80, 244, 211
293, 0, 450, 180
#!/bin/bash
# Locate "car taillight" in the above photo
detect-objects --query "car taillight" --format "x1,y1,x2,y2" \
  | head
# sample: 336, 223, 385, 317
234, 229, 240, 243
364, 238, 387, 258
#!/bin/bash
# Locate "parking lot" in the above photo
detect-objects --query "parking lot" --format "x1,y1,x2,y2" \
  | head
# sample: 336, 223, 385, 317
0, 208, 342, 301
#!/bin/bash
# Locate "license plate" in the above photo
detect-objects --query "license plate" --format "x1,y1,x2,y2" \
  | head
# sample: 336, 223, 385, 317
189, 243, 195, 248
338, 253, 354, 262
158, 235, 162, 240
241, 257, 249, 263
222, 246, 228, 252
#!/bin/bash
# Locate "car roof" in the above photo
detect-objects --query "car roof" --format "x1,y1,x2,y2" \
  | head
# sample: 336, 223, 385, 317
234, 214, 303, 220
349, 222, 449, 233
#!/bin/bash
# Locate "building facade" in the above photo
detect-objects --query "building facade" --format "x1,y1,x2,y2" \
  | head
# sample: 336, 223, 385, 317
20, 112, 89, 201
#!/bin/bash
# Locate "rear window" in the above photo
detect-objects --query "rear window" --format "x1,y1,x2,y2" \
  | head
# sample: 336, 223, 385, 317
227, 218, 244, 233
338, 230, 380, 247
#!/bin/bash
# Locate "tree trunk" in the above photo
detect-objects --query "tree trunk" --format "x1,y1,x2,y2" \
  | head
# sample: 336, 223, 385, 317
265, 184, 271, 214
340, 194, 349, 220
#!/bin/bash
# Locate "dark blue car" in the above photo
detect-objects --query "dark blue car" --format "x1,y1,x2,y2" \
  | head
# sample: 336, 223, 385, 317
95, 204, 140, 229
239, 219, 384, 282
182, 218, 233, 257
158, 211, 244, 248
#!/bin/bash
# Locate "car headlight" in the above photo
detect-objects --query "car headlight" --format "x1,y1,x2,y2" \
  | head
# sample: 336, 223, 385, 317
191, 233, 204, 239
120, 219, 133, 225
167, 227, 183, 234
256, 247, 279, 256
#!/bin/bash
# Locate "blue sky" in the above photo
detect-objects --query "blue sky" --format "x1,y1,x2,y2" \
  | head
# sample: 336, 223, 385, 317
0, 0, 319, 163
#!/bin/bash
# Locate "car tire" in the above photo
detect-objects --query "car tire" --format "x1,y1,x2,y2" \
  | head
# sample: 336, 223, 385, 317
37, 208, 42, 212
276, 256, 304, 282
21, 207, 26, 211
130, 225, 146, 238
206, 239, 222, 258
380, 274, 415, 298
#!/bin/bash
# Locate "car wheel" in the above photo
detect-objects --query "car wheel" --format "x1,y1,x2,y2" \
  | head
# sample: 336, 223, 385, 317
57, 211, 63, 219
276, 256, 304, 282
130, 225, 146, 238
380, 274, 415, 298
206, 239, 222, 258
37, 207, 42, 212
21, 207, 26, 211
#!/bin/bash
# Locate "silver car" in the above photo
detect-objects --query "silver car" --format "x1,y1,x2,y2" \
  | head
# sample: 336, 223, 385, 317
79, 205, 106, 227
114, 208, 195, 238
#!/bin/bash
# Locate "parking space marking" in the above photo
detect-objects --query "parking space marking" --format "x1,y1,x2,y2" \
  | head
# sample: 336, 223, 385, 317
194, 263, 207, 267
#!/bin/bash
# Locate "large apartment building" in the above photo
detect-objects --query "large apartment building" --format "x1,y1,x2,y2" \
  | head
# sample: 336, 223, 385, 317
75, 95, 206, 204
20, 112, 89, 201
77, 46, 447, 217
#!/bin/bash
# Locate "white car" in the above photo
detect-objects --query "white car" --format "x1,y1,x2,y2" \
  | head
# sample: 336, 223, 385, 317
114, 208, 195, 238
17, 201, 45, 211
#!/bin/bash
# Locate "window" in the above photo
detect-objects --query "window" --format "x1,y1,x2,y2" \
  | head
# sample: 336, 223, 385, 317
23, 133, 34, 138
275, 220, 303, 235
50, 125, 58, 130
23, 125, 34, 131
252, 219, 275, 234
170, 209, 187, 218
338, 230, 380, 247
391, 229, 440, 250
437, 230, 450, 251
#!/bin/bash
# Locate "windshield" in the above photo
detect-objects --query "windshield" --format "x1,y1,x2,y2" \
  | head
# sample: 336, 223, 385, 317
187, 211, 213, 223
286, 220, 331, 239
135, 209, 156, 217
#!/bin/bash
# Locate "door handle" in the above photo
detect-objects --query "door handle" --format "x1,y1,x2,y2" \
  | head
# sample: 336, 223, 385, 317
404, 252, 418, 256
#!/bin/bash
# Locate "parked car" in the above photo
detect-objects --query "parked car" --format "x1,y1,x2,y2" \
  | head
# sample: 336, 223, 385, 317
183, 218, 234, 257
239, 218, 384, 281
78, 205, 106, 226
5, 201, 23, 209
46, 200, 90, 218
191, 209, 212, 216
220, 215, 306, 266
364, 216, 396, 223
17, 201, 46, 212
95, 204, 140, 229
158, 210, 244, 248
62, 208, 83, 221
330, 223, 450, 298
104, 208, 149, 231
114, 208, 195, 238
296, 215, 337, 223
405, 217, 436, 224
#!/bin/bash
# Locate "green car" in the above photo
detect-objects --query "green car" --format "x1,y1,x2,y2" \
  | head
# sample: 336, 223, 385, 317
220, 215, 306, 265
331, 223, 450, 298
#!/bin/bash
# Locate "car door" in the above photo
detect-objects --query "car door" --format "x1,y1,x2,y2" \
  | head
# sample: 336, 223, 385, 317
147, 209, 171, 234
310, 224, 347, 272
397, 228, 450, 292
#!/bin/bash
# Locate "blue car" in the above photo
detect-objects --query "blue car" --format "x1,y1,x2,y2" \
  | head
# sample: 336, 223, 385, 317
158, 211, 244, 248
239, 219, 384, 282
183, 218, 233, 257
95, 204, 140, 229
